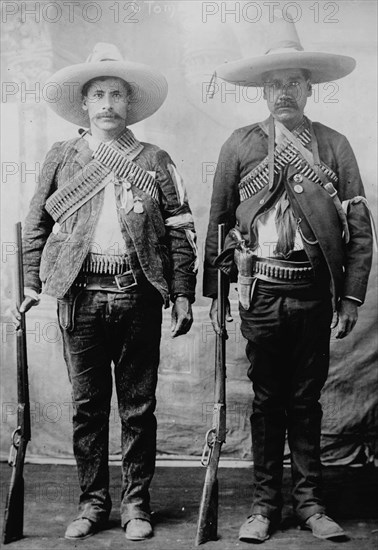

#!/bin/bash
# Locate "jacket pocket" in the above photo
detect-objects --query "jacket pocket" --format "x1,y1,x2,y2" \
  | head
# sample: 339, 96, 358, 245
40, 230, 70, 283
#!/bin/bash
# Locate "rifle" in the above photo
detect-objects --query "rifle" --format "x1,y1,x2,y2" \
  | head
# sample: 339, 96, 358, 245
195, 223, 227, 545
3, 222, 31, 544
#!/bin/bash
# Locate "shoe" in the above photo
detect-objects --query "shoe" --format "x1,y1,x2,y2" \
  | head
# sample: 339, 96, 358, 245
125, 519, 153, 541
64, 517, 98, 540
239, 514, 270, 543
305, 513, 346, 540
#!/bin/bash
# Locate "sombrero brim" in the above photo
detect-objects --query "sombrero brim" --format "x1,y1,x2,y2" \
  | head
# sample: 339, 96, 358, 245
44, 61, 168, 126
216, 51, 356, 86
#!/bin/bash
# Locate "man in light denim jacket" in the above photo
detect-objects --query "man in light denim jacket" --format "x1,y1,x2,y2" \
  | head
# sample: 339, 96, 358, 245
16, 43, 197, 542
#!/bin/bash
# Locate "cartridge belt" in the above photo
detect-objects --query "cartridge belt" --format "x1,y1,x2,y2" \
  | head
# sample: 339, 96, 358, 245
93, 142, 159, 201
45, 130, 158, 225
75, 270, 137, 292
81, 252, 130, 276
250, 256, 314, 283
238, 127, 338, 202
74, 253, 137, 291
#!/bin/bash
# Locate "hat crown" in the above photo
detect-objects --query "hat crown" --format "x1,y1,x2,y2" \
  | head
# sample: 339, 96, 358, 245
45, 42, 168, 126
86, 43, 124, 63
215, 7, 356, 86
265, 10, 304, 55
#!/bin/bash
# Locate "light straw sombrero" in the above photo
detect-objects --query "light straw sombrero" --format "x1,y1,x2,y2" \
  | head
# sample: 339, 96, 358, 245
216, 11, 356, 86
44, 43, 168, 126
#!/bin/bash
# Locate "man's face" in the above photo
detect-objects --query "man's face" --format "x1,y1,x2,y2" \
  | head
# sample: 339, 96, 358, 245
82, 77, 129, 137
263, 69, 312, 129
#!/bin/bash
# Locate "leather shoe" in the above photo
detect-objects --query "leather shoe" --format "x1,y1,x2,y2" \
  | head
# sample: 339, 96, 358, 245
305, 513, 346, 540
64, 517, 97, 540
125, 519, 153, 541
239, 514, 270, 543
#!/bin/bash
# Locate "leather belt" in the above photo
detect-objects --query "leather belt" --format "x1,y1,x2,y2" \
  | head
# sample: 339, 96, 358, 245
251, 256, 314, 283
75, 270, 137, 292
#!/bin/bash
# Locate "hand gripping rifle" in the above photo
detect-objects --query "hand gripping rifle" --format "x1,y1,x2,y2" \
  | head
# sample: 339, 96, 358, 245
195, 223, 227, 545
3, 222, 31, 544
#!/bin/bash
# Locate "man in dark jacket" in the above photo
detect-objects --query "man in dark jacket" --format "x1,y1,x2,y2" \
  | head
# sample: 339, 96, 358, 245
203, 13, 372, 544
16, 43, 197, 541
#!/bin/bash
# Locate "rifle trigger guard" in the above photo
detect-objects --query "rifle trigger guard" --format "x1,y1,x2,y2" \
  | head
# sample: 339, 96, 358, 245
11, 426, 21, 448
8, 426, 21, 466
200, 428, 216, 467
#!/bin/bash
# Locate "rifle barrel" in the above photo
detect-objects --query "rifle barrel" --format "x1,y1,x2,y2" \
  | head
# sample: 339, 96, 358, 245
3, 222, 31, 544
15, 222, 30, 441
195, 223, 227, 546
215, 223, 226, 405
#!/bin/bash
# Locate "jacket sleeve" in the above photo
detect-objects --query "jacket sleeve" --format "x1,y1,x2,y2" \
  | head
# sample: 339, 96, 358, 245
334, 136, 373, 304
23, 142, 64, 293
203, 131, 241, 298
155, 150, 197, 303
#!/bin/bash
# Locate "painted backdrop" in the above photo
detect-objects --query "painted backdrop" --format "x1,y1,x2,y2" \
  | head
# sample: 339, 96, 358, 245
1, 0, 377, 464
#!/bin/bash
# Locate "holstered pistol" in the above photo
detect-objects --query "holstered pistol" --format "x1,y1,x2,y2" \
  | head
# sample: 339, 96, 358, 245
229, 228, 255, 310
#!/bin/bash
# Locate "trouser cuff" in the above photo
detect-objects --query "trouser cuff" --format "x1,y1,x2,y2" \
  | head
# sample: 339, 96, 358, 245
77, 510, 109, 525
121, 508, 151, 529
298, 505, 326, 523
250, 505, 280, 523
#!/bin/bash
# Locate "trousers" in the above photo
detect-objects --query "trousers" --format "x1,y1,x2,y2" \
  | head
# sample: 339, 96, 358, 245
58, 285, 163, 527
239, 279, 333, 522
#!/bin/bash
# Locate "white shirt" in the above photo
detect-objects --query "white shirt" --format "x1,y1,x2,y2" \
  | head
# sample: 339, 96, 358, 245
255, 204, 303, 258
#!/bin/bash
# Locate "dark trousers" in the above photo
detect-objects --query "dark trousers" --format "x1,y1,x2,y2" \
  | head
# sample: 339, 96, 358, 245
59, 286, 162, 527
239, 280, 333, 522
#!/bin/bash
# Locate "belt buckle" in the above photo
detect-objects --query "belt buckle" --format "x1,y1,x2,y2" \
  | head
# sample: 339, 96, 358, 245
115, 269, 137, 292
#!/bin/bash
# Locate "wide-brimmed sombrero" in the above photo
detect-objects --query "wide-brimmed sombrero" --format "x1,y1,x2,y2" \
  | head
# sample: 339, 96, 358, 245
215, 11, 356, 86
44, 43, 168, 126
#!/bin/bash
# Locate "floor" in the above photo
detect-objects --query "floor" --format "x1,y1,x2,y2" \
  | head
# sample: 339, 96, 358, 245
1, 462, 377, 549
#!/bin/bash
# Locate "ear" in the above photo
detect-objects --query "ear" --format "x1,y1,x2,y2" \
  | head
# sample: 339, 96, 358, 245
82, 97, 88, 111
307, 82, 312, 97
263, 86, 267, 100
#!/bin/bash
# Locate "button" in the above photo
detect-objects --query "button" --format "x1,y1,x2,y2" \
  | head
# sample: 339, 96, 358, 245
124, 180, 131, 190
259, 198, 265, 205
128, 175, 135, 184
293, 174, 303, 183
294, 184, 304, 194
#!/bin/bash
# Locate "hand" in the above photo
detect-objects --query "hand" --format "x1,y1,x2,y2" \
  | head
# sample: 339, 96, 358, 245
11, 296, 39, 330
171, 296, 193, 338
333, 298, 358, 339
209, 297, 233, 336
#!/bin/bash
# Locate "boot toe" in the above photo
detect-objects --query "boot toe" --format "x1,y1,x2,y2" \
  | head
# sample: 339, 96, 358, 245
305, 513, 346, 540
64, 518, 97, 540
239, 514, 270, 543
125, 519, 153, 541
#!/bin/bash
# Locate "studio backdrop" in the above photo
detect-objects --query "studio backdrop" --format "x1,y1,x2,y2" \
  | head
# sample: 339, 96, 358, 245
1, 0, 377, 464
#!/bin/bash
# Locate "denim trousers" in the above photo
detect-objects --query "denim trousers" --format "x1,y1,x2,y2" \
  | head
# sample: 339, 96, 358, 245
239, 280, 333, 523
59, 285, 163, 527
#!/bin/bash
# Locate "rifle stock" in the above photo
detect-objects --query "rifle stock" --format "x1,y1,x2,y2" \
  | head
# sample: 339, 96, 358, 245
195, 223, 227, 546
3, 222, 31, 544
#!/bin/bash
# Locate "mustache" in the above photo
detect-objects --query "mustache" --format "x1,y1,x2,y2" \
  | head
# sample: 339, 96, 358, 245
95, 112, 123, 119
275, 99, 298, 109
